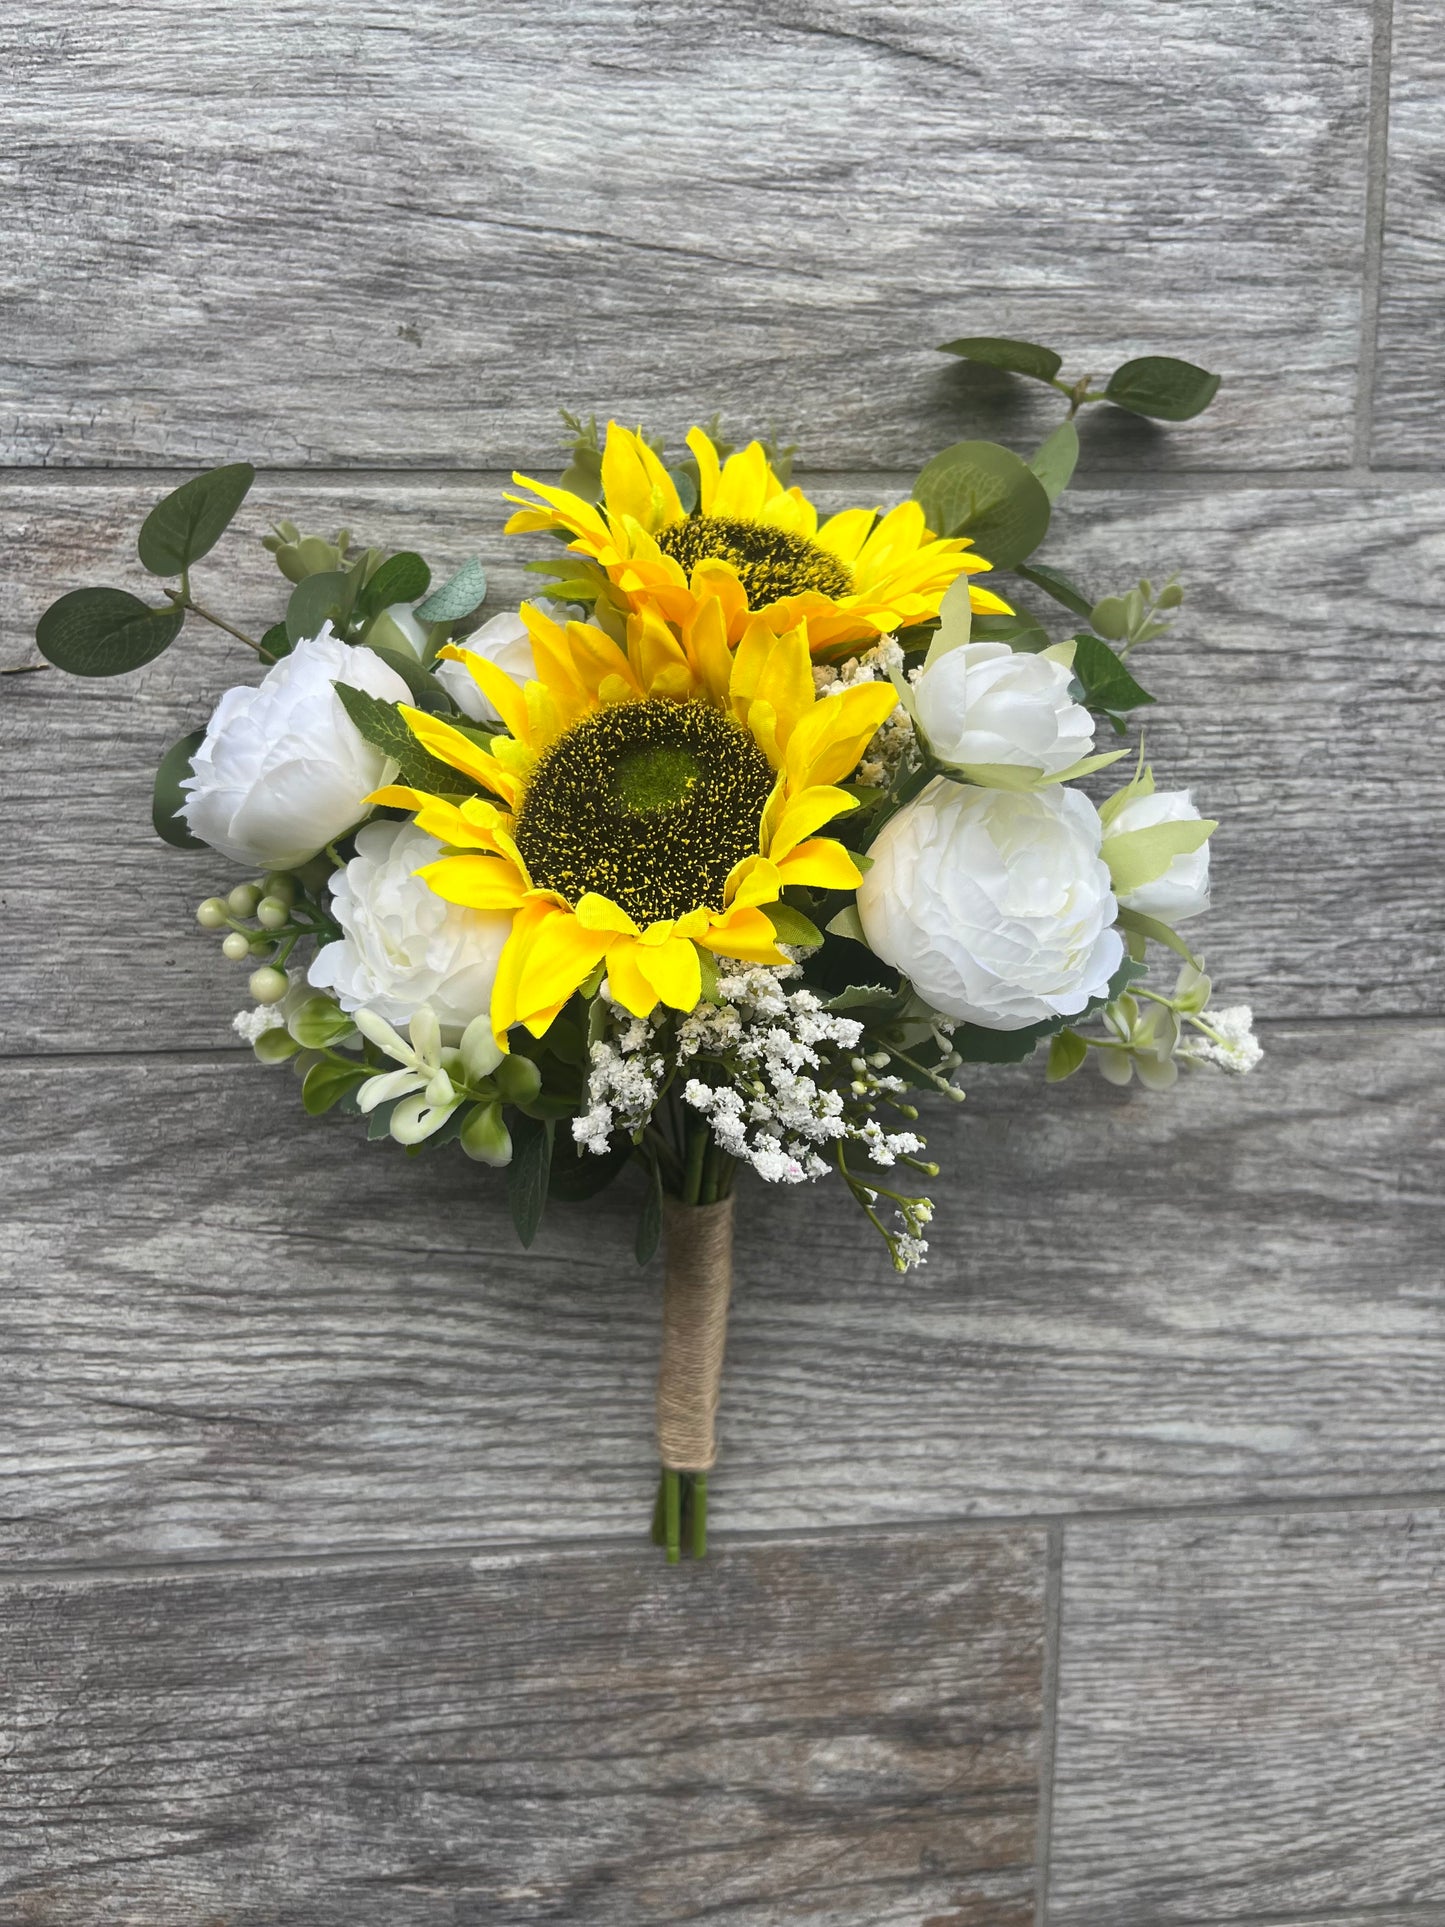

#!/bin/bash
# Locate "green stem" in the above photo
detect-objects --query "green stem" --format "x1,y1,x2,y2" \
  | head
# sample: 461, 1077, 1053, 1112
682, 1116, 708, 1205
164, 588, 263, 654
663, 1467, 681, 1564
691, 1472, 708, 1559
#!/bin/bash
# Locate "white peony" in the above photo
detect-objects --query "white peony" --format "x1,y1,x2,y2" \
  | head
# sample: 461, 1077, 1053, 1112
181, 625, 410, 869
434, 609, 537, 724
1104, 788, 1212, 923
308, 819, 511, 1035
911, 642, 1094, 777
857, 779, 1123, 1029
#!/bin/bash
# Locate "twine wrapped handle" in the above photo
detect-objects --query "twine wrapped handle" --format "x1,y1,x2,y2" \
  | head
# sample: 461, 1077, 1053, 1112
657, 1195, 734, 1473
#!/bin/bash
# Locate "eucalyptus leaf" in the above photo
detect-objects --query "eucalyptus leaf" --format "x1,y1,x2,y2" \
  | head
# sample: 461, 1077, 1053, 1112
1028, 419, 1079, 503
136, 463, 255, 576
508, 1112, 553, 1247
36, 587, 185, 677
259, 620, 292, 664
358, 550, 431, 620
152, 728, 207, 849
912, 440, 1051, 568
938, 336, 1063, 382
1104, 356, 1221, 422
285, 570, 350, 645
415, 557, 489, 624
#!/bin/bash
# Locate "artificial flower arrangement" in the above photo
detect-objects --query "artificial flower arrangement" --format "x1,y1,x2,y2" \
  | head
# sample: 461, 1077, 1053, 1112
37, 337, 1259, 1560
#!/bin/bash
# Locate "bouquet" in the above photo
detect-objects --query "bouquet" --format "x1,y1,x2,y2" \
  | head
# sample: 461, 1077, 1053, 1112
36, 338, 1260, 1561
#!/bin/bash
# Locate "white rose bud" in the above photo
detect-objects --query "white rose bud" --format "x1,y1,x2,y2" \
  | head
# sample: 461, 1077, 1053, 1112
858, 779, 1123, 1029
1105, 788, 1212, 923
364, 602, 430, 659
434, 609, 538, 724
181, 625, 410, 869
308, 819, 511, 1037
911, 642, 1094, 777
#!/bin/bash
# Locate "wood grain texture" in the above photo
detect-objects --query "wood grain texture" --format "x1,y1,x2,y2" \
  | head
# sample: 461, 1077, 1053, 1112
1371, 1, 1444, 464
4, 475, 1442, 1055
0, 1529, 1043, 1927
0, 1, 1370, 471
1048, 1508, 1445, 1923
2, 1021, 1441, 1563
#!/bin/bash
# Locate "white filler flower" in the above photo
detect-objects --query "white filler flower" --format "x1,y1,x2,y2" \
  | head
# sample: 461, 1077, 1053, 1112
308, 818, 511, 1034
1104, 787, 1212, 923
911, 641, 1094, 776
434, 609, 538, 724
181, 625, 409, 868
858, 779, 1123, 1029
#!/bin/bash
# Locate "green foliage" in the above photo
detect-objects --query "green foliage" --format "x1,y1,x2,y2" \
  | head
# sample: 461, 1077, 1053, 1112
137, 463, 255, 576
938, 336, 1062, 382
764, 902, 824, 948
284, 568, 352, 645
152, 729, 207, 850
460, 1099, 513, 1166
558, 409, 605, 500
508, 1112, 554, 1247
301, 1059, 369, 1116
332, 683, 478, 795
972, 610, 1051, 654
36, 587, 185, 677
415, 557, 489, 624
1012, 561, 1093, 620
1071, 633, 1156, 720
549, 1129, 632, 1202
1103, 356, 1221, 421
911, 439, 1052, 568
1046, 1029, 1088, 1082
1028, 419, 1079, 503
635, 1158, 663, 1264
1089, 579, 1181, 652
259, 621, 291, 663
357, 551, 431, 619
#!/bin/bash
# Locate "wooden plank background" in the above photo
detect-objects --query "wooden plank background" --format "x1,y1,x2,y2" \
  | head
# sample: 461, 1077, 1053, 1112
2, 3, 1441, 1923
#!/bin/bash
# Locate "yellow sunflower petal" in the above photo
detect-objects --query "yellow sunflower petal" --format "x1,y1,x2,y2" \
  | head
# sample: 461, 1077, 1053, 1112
784, 682, 900, 789
774, 836, 864, 891
635, 934, 702, 1012
573, 893, 640, 937
601, 423, 684, 534
969, 584, 1015, 615
712, 440, 772, 520
685, 426, 722, 515
417, 853, 530, 911
603, 938, 661, 1019
504, 474, 611, 549
401, 705, 520, 799
768, 785, 857, 860
514, 904, 611, 1020
815, 506, 879, 564
700, 905, 790, 966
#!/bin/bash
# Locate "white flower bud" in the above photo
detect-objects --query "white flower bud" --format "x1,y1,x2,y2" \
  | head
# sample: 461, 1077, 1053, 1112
248, 965, 290, 1005
221, 931, 253, 962
911, 642, 1094, 776
1104, 788, 1212, 923
196, 897, 229, 930
227, 882, 262, 917
256, 895, 290, 930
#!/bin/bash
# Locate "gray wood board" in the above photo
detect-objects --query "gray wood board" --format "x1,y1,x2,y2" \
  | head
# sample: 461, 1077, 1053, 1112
1048, 1507, 1445, 1924
0, 1, 1371, 471
0, 1528, 1043, 1927
2, 1020, 1441, 1563
4, 477, 1442, 1055
1371, 1, 1443, 464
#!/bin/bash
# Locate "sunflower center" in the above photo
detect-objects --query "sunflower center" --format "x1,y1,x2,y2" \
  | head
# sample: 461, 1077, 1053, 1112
654, 514, 852, 607
514, 699, 775, 926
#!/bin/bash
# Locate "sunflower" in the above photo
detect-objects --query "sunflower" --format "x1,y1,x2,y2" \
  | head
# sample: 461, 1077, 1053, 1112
504, 421, 1012, 659
370, 600, 898, 1045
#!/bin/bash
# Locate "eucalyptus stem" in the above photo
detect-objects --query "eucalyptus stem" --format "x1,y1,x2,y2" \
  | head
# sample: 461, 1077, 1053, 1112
163, 587, 264, 654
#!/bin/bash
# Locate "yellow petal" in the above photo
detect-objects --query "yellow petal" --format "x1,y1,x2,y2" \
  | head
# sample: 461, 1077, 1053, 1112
784, 682, 899, 789
701, 905, 790, 966
417, 855, 529, 911
815, 506, 879, 564
712, 440, 772, 520
969, 584, 1015, 615
514, 905, 610, 1021
603, 938, 661, 1019
401, 706, 518, 796
686, 426, 722, 515
750, 623, 815, 750
775, 836, 864, 891
636, 934, 702, 1012
768, 786, 857, 860
601, 422, 683, 533
504, 474, 611, 549
573, 893, 640, 937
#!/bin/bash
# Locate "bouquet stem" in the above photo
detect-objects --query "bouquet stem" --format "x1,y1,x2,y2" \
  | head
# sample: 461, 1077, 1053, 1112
651, 1192, 734, 1562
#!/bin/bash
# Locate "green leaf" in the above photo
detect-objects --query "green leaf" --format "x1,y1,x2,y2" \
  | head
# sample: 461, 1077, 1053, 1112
1088, 596, 1130, 642
912, 440, 1052, 568
1046, 1029, 1088, 1082
136, 463, 255, 576
286, 996, 356, 1050
1029, 420, 1079, 504
332, 683, 479, 795
508, 1113, 553, 1247
669, 466, 699, 515
550, 1129, 632, 1203
357, 551, 431, 621
259, 620, 292, 664
152, 728, 207, 849
36, 586, 185, 677
460, 1098, 513, 1167
972, 610, 1051, 654
415, 557, 489, 624
285, 570, 350, 645
1013, 561, 1094, 620
824, 903, 869, 945
1104, 356, 1221, 422
363, 644, 445, 705
938, 336, 1063, 382
253, 1027, 301, 1065
1117, 906, 1202, 968
763, 902, 824, 948
1072, 634, 1156, 715
1105, 818, 1216, 896
635, 1159, 663, 1265
301, 1059, 368, 1116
